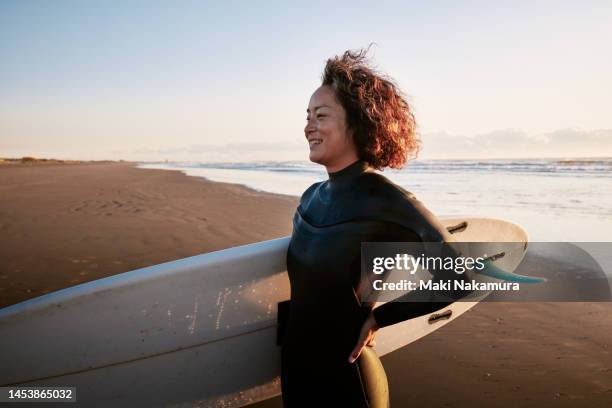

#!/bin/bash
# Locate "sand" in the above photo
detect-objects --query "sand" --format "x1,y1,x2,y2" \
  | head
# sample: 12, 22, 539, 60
1, 162, 610, 407
0, 162, 297, 308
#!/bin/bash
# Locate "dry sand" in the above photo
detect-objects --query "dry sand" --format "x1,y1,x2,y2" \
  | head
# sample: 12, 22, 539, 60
1, 162, 610, 407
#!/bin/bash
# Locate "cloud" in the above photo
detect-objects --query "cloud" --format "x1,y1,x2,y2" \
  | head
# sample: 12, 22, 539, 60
18, 128, 607, 162
419, 128, 612, 159
130, 141, 307, 162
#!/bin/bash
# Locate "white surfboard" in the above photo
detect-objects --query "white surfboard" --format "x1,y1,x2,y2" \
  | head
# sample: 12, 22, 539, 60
0, 217, 528, 407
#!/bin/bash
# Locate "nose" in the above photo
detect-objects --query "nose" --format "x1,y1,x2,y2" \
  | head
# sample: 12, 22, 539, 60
304, 118, 316, 137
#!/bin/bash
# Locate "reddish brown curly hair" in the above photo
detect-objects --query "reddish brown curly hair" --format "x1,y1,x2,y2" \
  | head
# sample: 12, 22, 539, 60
321, 47, 420, 170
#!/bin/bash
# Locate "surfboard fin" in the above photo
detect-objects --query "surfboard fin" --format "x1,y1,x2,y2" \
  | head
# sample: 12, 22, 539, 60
475, 259, 547, 283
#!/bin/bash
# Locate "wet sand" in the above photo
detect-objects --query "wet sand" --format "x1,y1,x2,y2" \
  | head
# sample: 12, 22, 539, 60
1, 162, 610, 407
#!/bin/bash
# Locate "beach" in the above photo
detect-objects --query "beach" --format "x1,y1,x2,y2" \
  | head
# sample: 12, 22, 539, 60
0, 161, 297, 309
1, 162, 611, 407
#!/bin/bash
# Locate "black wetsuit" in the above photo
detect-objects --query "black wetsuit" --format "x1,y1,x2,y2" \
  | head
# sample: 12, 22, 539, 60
280, 159, 464, 407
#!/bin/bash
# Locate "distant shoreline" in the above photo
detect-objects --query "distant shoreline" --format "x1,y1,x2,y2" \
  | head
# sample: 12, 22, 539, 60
0, 157, 133, 167
134, 156, 612, 164
3, 155, 612, 168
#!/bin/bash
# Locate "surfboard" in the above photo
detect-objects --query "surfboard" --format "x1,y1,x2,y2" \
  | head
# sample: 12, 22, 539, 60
0, 216, 528, 407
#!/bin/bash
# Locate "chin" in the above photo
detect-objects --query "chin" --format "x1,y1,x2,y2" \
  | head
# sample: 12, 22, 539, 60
309, 152, 324, 165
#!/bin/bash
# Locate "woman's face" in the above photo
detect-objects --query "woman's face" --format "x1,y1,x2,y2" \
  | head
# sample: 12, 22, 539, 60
305, 85, 358, 171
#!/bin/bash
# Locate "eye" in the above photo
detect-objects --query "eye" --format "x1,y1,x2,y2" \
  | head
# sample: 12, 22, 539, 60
317, 114, 326, 118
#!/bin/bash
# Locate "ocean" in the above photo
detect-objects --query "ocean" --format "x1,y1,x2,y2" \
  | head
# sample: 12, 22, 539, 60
137, 158, 612, 242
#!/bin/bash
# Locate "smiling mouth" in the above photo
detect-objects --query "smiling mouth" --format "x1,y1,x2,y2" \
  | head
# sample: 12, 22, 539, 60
309, 139, 322, 146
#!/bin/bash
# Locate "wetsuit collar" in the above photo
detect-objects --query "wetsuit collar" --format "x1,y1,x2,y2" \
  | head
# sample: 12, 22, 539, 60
327, 159, 370, 183
314, 159, 371, 205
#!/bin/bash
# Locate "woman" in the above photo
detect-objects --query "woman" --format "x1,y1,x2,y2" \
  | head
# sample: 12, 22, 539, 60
280, 48, 463, 407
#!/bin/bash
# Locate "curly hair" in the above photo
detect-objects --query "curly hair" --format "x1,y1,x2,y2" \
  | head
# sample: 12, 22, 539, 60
321, 47, 420, 170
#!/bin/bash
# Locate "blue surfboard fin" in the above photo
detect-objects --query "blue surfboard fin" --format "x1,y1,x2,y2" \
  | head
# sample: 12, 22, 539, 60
476, 259, 546, 283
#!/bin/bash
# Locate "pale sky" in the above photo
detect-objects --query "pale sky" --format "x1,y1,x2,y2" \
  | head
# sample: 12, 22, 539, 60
1, 0, 611, 161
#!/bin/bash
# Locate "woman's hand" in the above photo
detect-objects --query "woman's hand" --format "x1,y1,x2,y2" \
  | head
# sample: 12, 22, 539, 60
348, 312, 380, 364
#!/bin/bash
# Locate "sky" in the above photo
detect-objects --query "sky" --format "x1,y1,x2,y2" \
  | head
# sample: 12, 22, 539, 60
1, 0, 611, 162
